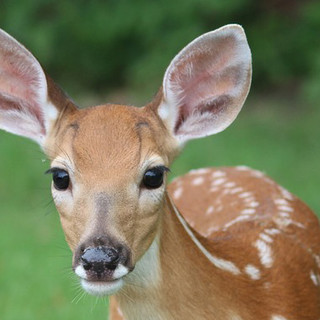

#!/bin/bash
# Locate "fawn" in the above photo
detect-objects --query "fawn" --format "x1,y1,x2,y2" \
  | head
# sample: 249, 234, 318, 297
0, 24, 320, 320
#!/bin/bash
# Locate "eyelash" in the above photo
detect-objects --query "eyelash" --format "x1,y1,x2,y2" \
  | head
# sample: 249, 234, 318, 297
151, 166, 170, 173
45, 167, 64, 175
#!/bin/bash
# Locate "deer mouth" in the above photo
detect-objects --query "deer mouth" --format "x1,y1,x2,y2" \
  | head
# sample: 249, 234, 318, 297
74, 263, 130, 296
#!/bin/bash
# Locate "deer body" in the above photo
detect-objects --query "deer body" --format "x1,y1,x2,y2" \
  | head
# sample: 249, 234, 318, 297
109, 167, 320, 320
0, 25, 319, 320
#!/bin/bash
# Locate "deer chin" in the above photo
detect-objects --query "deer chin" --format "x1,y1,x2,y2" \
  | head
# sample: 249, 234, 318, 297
80, 278, 124, 296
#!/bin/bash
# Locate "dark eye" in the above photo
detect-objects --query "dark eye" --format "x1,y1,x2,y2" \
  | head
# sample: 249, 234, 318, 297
46, 168, 70, 191
143, 166, 168, 189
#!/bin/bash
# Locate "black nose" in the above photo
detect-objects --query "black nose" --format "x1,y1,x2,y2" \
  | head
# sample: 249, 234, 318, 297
81, 246, 120, 273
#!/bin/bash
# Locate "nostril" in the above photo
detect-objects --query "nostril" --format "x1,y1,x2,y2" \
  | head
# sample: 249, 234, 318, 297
83, 262, 92, 271
81, 256, 92, 270
81, 259, 92, 270
107, 264, 117, 271
105, 247, 120, 265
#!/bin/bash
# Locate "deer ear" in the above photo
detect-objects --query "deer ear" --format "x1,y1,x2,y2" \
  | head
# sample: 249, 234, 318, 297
0, 29, 75, 147
156, 24, 252, 145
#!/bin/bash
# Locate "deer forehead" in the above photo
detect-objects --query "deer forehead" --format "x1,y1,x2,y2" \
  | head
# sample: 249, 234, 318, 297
48, 104, 172, 182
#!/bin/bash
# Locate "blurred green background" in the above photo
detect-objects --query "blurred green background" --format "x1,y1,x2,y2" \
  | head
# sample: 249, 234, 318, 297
0, 0, 319, 319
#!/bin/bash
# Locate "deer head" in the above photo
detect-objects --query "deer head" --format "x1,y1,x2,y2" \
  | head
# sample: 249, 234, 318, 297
0, 25, 251, 295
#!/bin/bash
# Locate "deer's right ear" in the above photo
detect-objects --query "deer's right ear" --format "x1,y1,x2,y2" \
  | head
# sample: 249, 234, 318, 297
155, 24, 252, 146
0, 29, 76, 147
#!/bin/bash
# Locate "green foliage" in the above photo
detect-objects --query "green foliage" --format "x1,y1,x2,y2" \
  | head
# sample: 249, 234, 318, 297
1, 0, 319, 98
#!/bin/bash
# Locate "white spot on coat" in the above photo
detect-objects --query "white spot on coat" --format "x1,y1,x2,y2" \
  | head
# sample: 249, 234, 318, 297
250, 170, 265, 178
239, 192, 253, 198
212, 178, 226, 186
243, 197, 256, 203
244, 264, 261, 280
204, 226, 220, 236
310, 270, 319, 286
173, 187, 183, 199
189, 168, 210, 175
224, 182, 236, 188
279, 212, 290, 218
212, 170, 226, 178
224, 215, 250, 228
206, 206, 214, 215
216, 204, 224, 212
279, 187, 294, 200
313, 255, 320, 269
260, 233, 273, 243
271, 315, 288, 320
222, 189, 231, 195
229, 187, 243, 194
241, 208, 256, 215
264, 228, 281, 235
254, 239, 273, 268
274, 217, 305, 229
236, 165, 250, 171
192, 176, 204, 185
277, 205, 293, 212
249, 201, 260, 208
274, 199, 290, 206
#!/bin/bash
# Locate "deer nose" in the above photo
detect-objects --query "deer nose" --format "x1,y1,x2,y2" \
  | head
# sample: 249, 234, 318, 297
81, 246, 120, 273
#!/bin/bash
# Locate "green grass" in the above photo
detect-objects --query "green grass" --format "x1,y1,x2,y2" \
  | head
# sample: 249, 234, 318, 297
0, 95, 319, 319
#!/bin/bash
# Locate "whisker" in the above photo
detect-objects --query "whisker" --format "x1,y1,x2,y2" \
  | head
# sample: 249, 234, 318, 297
119, 287, 134, 303
72, 286, 87, 304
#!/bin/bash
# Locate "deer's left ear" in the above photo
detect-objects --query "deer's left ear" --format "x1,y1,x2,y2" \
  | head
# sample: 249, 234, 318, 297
156, 24, 252, 145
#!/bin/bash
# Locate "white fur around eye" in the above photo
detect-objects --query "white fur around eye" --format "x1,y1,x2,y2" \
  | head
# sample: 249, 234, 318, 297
51, 183, 74, 217
50, 157, 74, 210
51, 185, 72, 205
140, 183, 166, 206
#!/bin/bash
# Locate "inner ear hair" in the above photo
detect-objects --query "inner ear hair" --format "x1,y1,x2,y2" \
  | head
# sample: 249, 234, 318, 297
156, 24, 252, 145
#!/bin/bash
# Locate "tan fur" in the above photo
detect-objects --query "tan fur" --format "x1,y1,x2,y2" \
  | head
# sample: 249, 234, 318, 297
45, 103, 176, 259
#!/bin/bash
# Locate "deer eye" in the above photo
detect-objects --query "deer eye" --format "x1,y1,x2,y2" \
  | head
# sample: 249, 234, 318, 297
46, 168, 70, 191
142, 166, 169, 189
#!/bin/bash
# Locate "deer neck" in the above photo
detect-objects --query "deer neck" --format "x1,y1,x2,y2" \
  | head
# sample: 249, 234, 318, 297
115, 194, 231, 320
